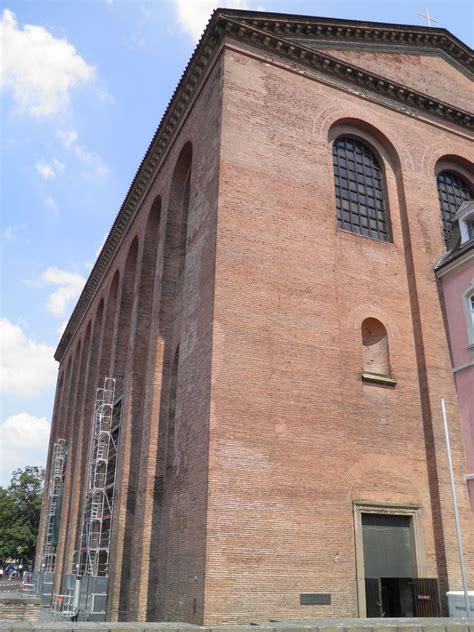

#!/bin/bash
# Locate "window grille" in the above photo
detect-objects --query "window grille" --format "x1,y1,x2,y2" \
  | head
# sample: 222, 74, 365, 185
333, 137, 390, 242
436, 171, 473, 241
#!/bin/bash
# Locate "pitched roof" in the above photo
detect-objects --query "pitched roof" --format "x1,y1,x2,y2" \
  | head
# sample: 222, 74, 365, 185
436, 200, 474, 270
55, 9, 474, 361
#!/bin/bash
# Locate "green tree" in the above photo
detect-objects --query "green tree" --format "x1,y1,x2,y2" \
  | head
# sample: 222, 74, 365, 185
0, 466, 45, 564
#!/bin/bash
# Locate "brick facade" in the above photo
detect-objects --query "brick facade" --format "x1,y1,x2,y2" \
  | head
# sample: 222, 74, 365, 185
35, 10, 474, 625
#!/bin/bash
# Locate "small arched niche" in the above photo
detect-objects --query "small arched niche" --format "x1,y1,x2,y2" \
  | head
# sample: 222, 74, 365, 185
361, 318, 396, 386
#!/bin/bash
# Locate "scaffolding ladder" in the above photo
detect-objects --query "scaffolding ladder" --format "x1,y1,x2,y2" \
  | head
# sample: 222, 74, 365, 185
42, 438, 67, 572
78, 377, 120, 578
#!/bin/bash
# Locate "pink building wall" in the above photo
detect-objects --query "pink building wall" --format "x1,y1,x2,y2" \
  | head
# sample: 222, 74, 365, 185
439, 258, 474, 510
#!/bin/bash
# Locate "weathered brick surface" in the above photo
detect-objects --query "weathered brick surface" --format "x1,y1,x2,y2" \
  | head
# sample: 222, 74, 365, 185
0, 621, 472, 630
311, 49, 472, 113
0, 595, 41, 621
37, 21, 473, 628
202, 46, 473, 623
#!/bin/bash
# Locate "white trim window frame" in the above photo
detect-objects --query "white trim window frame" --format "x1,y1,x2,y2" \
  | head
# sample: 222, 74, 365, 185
462, 281, 474, 348
454, 200, 474, 245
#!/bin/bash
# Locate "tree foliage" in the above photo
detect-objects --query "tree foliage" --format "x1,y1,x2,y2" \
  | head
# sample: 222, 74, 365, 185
0, 466, 45, 563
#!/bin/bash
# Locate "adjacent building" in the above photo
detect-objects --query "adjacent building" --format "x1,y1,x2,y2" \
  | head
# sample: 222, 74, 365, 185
436, 200, 474, 511
35, 10, 474, 624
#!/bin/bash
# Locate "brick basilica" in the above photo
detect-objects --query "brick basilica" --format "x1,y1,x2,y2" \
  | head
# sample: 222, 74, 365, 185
35, 9, 474, 624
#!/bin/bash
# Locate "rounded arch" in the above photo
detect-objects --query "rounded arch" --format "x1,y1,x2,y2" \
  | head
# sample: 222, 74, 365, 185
169, 142, 192, 280
100, 269, 120, 379
95, 297, 105, 328
328, 117, 402, 173
361, 317, 390, 377
160, 142, 193, 332
113, 236, 139, 382
330, 123, 393, 242
169, 142, 192, 208
57, 370, 65, 392
64, 340, 82, 439
434, 156, 473, 241
434, 154, 474, 183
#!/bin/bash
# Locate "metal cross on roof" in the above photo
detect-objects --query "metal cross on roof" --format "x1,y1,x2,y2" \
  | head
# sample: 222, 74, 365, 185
417, 7, 439, 27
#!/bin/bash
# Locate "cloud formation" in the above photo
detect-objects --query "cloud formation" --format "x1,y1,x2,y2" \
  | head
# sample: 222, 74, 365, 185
0, 318, 57, 396
36, 160, 55, 179
0, 413, 50, 485
3, 223, 27, 242
41, 266, 86, 316
57, 128, 109, 177
0, 9, 94, 116
44, 196, 60, 215
36, 157, 65, 180
173, 0, 250, 41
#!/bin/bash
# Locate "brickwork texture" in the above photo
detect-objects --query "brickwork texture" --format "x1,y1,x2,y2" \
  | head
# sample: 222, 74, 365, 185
35, 10, 474, 627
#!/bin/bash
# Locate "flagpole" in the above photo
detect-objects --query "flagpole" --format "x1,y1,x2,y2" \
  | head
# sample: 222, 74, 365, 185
441, 398, 471, 618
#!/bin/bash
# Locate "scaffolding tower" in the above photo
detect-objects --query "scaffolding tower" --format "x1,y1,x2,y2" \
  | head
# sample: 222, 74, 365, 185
42, 438, 67, 572
79, 377, 121, 578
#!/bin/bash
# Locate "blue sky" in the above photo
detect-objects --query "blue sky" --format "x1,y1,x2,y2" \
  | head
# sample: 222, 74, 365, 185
1, 0, 472, 485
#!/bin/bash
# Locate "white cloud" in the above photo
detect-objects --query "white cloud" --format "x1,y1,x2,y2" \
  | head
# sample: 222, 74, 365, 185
57, 128, 78, 148
41, 266, 86, 316
52, 157, 65, 173
44, 196, 59, 215
0, 9, 94, 116
0, 318, 57, 396
0, 413, 50, 486
3, 223, 27, 241
173, 0, 250, 41
36, 157, 65, 180
57, 127, 109, 178
36, 159, 55, 179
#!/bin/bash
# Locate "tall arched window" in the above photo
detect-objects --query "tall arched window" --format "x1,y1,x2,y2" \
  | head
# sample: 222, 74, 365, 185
333, 137, 390, 242
436, 171, 473, 242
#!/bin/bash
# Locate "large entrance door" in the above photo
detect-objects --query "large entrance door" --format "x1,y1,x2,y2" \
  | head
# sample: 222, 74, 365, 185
362, 513, 416, 617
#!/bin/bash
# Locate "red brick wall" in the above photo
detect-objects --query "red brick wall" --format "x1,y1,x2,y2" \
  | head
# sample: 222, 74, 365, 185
40, 36, 473, 626
202, 44, 473, 624
309, 47, 472, 113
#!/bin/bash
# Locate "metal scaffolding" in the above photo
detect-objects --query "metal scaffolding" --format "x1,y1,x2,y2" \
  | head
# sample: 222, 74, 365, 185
42, 438, 67, 572
78, 377, 121, 578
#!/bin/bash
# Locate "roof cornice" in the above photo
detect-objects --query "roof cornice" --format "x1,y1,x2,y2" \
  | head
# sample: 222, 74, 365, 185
436, 244, 474, 277
55, 10, 474, 361
54, 12, 224, 361
219, 15, 473, 128
221, 10, 473, 72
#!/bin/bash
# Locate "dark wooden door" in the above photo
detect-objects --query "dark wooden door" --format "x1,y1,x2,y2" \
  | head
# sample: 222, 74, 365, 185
365, 577, 383, 617
412, 578, 441, 616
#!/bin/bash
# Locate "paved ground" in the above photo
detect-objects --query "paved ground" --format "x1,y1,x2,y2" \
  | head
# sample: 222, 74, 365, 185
0, 581, 21, 593
265, 618, 473, 627
1, 585, 471, 627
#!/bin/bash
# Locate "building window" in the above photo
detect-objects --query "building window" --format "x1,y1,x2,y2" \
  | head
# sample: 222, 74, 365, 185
462, 286, 474, 348
333, 137, 390, 242
467, 218, 474, 240
469, 294, 474, 340
436, 171, 473, 242
361, 318, 396, 386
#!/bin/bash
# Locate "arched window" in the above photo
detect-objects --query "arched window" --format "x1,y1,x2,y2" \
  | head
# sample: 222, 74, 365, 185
361, 318, 391, 380
436, 171, 473, 241
333, 137, 390, 242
